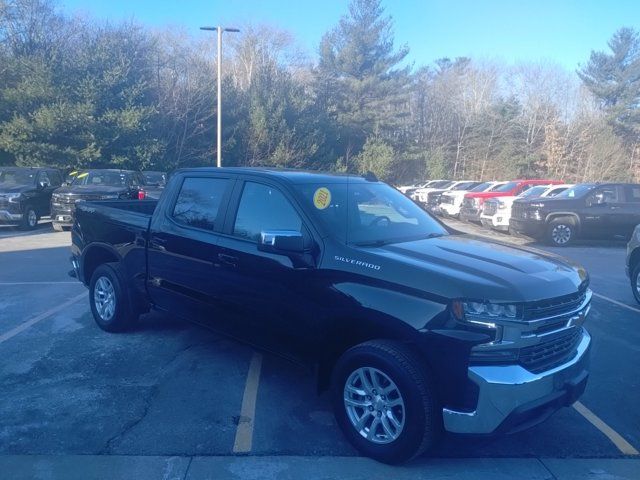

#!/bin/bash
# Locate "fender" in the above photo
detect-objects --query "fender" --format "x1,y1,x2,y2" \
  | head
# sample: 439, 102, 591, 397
545, 212, 581, 231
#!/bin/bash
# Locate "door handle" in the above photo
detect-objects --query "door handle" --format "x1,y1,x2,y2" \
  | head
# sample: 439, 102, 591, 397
217, 253, 238, 267
149, 237, 167, 250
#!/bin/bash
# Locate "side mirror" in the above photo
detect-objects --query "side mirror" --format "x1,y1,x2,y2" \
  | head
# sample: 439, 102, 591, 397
38, 181, 50, 189
259, 230, 304, 254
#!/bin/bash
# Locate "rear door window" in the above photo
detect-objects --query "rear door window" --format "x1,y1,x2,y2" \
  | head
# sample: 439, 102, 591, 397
172, 177, 230, 231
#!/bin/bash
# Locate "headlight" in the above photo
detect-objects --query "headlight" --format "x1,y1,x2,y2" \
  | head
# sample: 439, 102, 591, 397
497, 201, 507, 209
463, 301, 518, 318
452, 299, 521, 342
99, 195, 119, 200
473, 198, 482, 207
7, 193, 22, 203
529, 202, 545, 208
530, 209, 543, 220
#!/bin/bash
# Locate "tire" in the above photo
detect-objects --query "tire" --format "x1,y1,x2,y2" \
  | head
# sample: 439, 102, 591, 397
631, 263, 640, 305
52, 223, 64, 232
89, 263, 137, 332
20, 206, 38, 230
546, 217, 575, 246
331, 340, 440, 464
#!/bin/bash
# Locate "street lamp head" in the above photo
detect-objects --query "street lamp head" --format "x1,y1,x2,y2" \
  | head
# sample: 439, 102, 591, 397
224, 28, 240, 33
199, 26, 217, 31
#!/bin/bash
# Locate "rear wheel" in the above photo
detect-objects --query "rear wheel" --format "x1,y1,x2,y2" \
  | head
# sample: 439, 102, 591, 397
89, 263, 137, 332
546, 217, 575, 246
20, 206, 38, 230
331, 340, 440, 464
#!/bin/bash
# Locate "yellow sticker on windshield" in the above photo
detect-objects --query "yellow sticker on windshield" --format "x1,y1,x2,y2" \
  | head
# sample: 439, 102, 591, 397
313, 187, 331, 210
77, 172, 89, 179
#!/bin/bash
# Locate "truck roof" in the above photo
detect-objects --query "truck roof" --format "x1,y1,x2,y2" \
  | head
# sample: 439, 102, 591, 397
175, 167, 378, 184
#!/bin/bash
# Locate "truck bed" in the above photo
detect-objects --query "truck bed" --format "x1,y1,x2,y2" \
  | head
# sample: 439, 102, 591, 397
74, 199, 158, 248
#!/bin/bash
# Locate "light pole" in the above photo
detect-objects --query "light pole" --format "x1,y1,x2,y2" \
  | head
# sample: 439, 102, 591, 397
200, 26, 240, 167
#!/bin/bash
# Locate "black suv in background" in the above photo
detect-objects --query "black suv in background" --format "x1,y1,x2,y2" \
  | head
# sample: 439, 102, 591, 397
0, 167, 63, 229
511, 183, 640, 246
51, 169, 149, 231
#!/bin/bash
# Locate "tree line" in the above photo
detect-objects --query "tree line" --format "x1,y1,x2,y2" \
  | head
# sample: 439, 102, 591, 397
1, 0, 639, 183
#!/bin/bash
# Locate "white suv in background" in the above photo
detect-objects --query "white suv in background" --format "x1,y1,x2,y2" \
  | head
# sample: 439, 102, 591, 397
411, 180, 452, 202
480, 184, 573, 232
439, 181, 507, 218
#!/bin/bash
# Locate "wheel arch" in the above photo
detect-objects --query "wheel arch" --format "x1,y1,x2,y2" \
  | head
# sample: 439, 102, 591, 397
545, 212, 581, 232
81, 243, 121, 285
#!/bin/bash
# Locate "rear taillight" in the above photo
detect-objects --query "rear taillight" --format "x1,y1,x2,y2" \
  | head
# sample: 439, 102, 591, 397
138, 190, 146, 200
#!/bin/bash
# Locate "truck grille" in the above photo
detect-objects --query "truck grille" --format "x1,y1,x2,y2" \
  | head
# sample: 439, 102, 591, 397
427, 192, 443, 206
511, 203, 527, 220
519, 328, 582, 373
462, 198, 474, 209
441, 195, 454, 205
0, 197, 8, 209
524, 290, 588, 321
483, 201, 498, 216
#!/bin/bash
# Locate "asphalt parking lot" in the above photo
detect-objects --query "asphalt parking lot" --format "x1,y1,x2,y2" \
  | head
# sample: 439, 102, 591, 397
0, 219, 639, 479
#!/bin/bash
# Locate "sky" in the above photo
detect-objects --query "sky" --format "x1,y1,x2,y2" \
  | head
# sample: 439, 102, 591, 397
60, 0, 640, 71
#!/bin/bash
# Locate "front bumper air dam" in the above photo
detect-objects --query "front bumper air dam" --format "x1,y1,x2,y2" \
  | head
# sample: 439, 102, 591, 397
0, 210, 22, 223
442, 329, 591, 434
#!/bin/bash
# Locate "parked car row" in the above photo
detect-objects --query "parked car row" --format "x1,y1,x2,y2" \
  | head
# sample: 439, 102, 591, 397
400, 179, 640, 247
0, 166, 166, 230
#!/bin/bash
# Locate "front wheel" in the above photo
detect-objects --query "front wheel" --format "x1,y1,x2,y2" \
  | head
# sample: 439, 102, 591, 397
546, 218, 575, 246
89, 263, 137, 332
331, 340, 440, 464
20, 206, 38, 230
631, 264, 640, 305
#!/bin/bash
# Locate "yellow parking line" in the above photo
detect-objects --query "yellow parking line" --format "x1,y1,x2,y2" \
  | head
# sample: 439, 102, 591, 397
233, 352, 263, 453
0, 292, 86, 344
573, 401, 639, 455
592, 292, 640, 314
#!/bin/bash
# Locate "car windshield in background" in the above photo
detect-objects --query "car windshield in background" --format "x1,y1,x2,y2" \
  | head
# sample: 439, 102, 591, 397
556, 184, 595, 199
452, 182, 478, 191
519, 186, 547, 198
72, 171, 129, 187
0, 169, 36, 185
470, 182, 493, 192
494, 181, 519, 192
143, 172, 166, 185
293, 182, 448, 246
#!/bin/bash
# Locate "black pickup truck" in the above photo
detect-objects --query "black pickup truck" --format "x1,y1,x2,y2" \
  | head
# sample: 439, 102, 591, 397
71, 167, 591, 464
0, 167, 63, 229
510, 183, 640, 246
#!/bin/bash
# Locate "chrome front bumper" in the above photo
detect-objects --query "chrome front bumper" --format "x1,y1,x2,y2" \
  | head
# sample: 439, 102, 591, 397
443, 329, 591, 434
0, 210, 22, 222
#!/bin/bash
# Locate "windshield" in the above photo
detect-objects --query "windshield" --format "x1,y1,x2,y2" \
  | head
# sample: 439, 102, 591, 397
431, 180, 453, 189
293, 182, 448, 246
452, 181, 479, 191
494, 181, 519, 192
0, 169, 36, 185
470, 182, 493, 192
556, 184, 595, 199
72, 171, 130, 187
519, 186, 547, 198
144, 171, 166, 185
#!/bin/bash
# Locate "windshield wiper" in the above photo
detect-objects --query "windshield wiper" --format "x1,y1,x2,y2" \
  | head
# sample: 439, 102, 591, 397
353, 233, 445, 247
353, 239, 393, 247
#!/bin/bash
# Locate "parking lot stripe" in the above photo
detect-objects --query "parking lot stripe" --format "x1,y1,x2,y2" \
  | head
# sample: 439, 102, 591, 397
0, 292, 86, 344
233, 352, 263, 453
573, 401, 639, 455
592, 292, 640, 314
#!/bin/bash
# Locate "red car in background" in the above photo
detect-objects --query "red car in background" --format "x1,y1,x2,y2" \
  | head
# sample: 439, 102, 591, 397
459, 179, 563, 223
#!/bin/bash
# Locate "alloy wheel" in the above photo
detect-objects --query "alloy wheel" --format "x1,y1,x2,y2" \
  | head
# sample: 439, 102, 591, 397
343, 367, 405, 444
94, 276, 116, 321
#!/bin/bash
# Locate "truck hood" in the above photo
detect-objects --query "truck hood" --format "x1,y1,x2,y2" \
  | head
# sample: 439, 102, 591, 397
55, 185, 128, 196
0, 184, 33, 194
465, 191, 514, 199
362, 234, 588, 302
